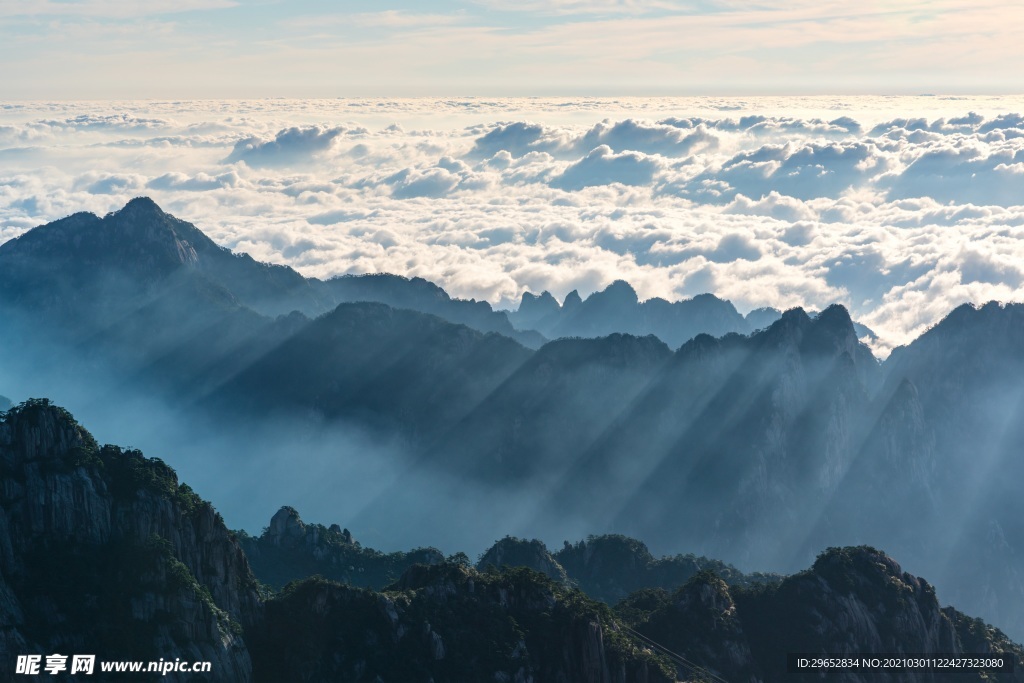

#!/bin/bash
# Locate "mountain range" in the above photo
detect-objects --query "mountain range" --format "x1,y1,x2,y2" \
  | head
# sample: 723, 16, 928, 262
1, 198, 1023, 646
1, 400, 1021, 682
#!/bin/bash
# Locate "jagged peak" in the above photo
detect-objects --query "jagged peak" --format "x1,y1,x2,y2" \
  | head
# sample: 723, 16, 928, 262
521, 290, 557, 305
267, 505, 305, 541
563, 289, 583, 308
559, 533, 657, 567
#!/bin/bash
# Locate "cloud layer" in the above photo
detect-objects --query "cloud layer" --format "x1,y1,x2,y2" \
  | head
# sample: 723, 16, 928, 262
5, 96, 1024, 355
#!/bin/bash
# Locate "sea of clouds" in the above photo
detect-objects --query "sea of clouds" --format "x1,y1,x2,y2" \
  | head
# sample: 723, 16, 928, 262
4, 95, 1024, 355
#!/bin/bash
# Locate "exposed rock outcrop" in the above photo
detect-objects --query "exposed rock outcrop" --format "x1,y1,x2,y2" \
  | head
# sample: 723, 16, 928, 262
0, 399, 260, 682
239, 506, 443, 590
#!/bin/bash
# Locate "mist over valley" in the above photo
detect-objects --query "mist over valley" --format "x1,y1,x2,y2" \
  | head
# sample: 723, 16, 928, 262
3, 197, 1024, 652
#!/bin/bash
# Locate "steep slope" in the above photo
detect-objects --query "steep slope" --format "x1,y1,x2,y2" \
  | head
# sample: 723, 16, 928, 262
4, 198, 1024, 649
210, 302, 533, 439
528, 305, 881, 568
430, 332, 671, 480
0, 199, 301, 403
0, 198, 540, 349
0, 400, 260, 681
0, 197, 323, 322
876, 301, 1024, 644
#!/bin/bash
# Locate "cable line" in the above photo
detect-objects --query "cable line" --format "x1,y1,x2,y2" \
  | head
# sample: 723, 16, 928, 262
621, 624, 731, 683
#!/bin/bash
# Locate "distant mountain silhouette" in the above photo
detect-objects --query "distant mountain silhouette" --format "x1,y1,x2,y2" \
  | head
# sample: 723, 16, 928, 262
509, 280, 748, 348
211, 301, 532, 438
323, 273, 546, 348
508, 280, 877, 348
430, 332, 672, 480
871, 301, 1024, 642
1, 198, 1022, 643
0, 197, 541, 351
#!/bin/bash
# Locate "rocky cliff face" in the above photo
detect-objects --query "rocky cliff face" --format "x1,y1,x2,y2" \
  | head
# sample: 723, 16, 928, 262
0, 400, 259, 682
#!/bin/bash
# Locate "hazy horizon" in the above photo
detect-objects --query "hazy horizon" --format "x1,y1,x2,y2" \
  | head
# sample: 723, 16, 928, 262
3, 1, 1024, 98
5, 95, 1024, 354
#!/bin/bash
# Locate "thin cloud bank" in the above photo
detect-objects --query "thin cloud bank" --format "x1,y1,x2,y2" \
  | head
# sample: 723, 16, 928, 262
5, 96, 1024, 355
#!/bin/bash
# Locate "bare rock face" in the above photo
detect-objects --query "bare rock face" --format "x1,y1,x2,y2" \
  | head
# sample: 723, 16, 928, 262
0, 400, 260, 682
267, 505, 306, 545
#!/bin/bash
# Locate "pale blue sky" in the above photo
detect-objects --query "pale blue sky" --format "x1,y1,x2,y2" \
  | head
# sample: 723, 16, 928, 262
1, 1, 1022, 97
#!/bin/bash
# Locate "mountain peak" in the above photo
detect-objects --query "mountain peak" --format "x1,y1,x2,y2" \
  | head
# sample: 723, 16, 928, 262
517, 290, 561, 325
267, 506, 307, 546
563, 289, 583, 309
118, 195, 165, 215
815, 303, 854, 329
600, 279, 639, 304
0, 399, 98, 467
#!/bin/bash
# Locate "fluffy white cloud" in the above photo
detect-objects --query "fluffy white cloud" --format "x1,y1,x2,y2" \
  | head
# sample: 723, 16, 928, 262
550, 146, 662, 190
6, 96, 1024, 355
225, 125, 366, 167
